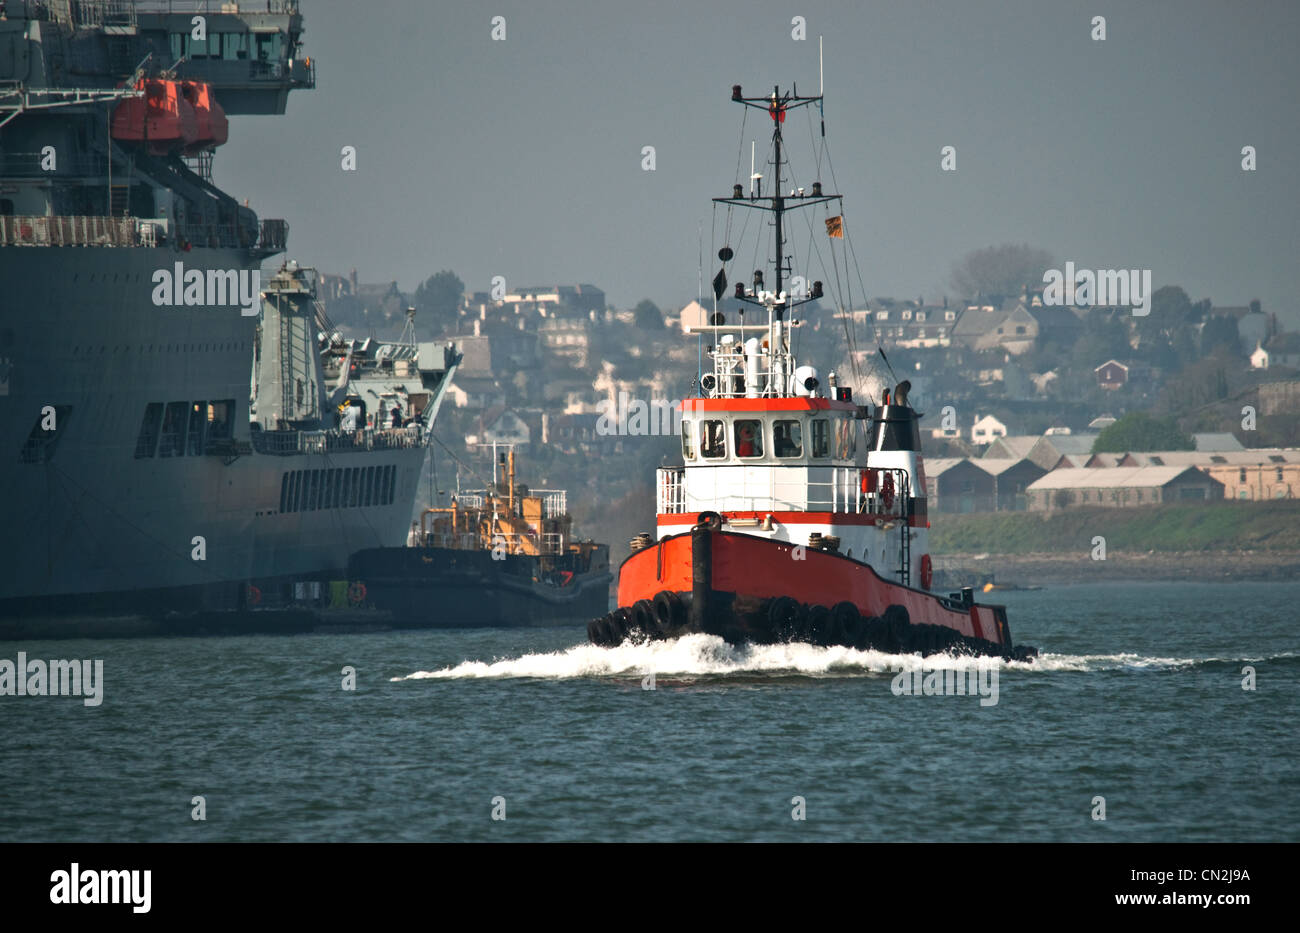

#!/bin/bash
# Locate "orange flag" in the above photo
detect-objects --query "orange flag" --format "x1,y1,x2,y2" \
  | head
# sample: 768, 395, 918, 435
825, 215, 843, 238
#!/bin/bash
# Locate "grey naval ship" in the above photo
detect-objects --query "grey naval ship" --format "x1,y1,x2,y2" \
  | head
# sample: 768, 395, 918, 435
0, 1, 461, 635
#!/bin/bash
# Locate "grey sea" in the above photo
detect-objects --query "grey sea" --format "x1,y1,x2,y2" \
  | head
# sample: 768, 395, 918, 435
3, 581, 1297, 842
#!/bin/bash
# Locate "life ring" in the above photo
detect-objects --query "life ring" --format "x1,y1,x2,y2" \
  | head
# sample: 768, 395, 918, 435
920, 554, 933, 590
246, 584, 261, 606
880, 472, 895, 510
347, 581, 367, 605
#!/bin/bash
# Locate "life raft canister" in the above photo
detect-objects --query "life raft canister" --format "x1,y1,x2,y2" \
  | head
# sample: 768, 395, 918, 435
880, 472, 895, 510
919, 554, 933, 590
347, 581, 367, 605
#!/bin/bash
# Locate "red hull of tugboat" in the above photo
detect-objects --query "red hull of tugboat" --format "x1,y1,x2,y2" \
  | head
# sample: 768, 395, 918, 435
601, 525, 1033, 660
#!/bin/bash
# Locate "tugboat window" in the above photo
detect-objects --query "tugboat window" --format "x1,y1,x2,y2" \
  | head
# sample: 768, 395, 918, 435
701, 420, 726, 459
811, 419, 830, 458
773, 420, 803, 457
836, 419, 855, 458
681, 420, 696, 460
734, 420, 763, 458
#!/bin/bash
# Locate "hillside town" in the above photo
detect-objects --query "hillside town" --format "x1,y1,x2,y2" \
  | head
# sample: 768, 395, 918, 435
311, 263, 1300, 555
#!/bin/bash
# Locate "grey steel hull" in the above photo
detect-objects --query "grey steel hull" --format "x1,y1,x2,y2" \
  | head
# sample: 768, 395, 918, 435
0, 246, 424, 620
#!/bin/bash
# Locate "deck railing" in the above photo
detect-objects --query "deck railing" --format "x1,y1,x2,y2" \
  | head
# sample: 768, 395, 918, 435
0, 213, 285, 251
657, 467, 686, 514
655, 464, 912, 518
251, 424, 424, 455
0, 215, 139, 247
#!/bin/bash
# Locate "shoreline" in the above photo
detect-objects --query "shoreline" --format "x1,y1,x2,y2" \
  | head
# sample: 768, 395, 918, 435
933, 550, 1300, 585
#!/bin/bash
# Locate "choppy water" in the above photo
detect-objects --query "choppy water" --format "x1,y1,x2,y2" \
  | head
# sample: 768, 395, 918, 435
2, 582, 1297, 841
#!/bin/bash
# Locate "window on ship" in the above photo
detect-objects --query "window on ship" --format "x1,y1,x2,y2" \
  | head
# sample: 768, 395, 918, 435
680, 419, 696, 461
700, 420, 725, 459
158, 402, 188, 457
134, 402, 163, 459
810, 419, 830, 458
734, 419, 763, 458
773, 420, 803, 458
256, 32, 282, 63
186, 401, 207, 456
205, 400, 235, 451
836, 419, 856, 459
18, 406, 73, 464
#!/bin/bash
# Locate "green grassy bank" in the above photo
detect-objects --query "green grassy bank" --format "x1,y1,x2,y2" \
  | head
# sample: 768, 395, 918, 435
929, 500, 1300, 555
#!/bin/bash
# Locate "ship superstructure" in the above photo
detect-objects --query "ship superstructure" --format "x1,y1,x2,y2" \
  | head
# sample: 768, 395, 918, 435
591, 83, 1034, 660
347, 446, 612, 628
0, 2, 461, 631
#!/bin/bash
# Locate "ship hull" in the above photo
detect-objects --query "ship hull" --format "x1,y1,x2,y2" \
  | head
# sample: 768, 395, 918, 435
347, 546, 613, 628
599, 527, 1034, 660
0, 247, 429, 626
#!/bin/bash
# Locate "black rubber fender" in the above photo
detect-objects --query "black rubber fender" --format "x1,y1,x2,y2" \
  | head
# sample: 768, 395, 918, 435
829, 601, 861, 648
608, 607, 633, 644
804, 604, 830, 645
631, 599, 657, 637
653, 590, 685, 635
768, 596, 805, 640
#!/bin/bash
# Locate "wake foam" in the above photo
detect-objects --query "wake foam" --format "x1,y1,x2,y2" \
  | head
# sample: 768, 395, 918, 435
1028, 650, 1296, 672
392, 637, 1297, 682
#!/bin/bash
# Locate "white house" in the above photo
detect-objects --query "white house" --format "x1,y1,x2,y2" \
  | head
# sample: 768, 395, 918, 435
466, 406, 531, 447
1251, 343, 1269, 370
679, 300, 710, 333
971, 414, 1008, 445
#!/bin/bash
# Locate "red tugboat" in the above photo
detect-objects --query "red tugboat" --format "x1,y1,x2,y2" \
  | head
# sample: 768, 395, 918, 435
589, 82, 1036, 661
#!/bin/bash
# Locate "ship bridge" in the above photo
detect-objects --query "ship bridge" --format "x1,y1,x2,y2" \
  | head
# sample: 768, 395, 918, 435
139, 1, 315, 114
660, 396, 872, 518
0, 0, 311, 250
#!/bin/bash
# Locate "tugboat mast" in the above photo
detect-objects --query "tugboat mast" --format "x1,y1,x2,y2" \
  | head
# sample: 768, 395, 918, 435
714, 84, 838, 315
701, 84, 840, 398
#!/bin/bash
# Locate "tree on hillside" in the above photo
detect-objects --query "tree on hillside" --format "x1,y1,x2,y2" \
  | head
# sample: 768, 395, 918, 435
1200, 314, 1241, 357
633, 299, 664, 330
1070, 307, 1132, 369
1157, 348, 1239, 415
1125, 285, 1203, 371
948, 243, 1054, 300
1092, 412, 1194, 453
414, 270, 464, 333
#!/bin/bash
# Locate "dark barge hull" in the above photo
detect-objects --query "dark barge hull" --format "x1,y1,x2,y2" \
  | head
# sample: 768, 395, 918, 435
346, 546, 612, 628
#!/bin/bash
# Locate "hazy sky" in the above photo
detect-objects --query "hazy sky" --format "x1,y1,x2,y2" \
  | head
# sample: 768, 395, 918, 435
217, 0, 1299, 325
